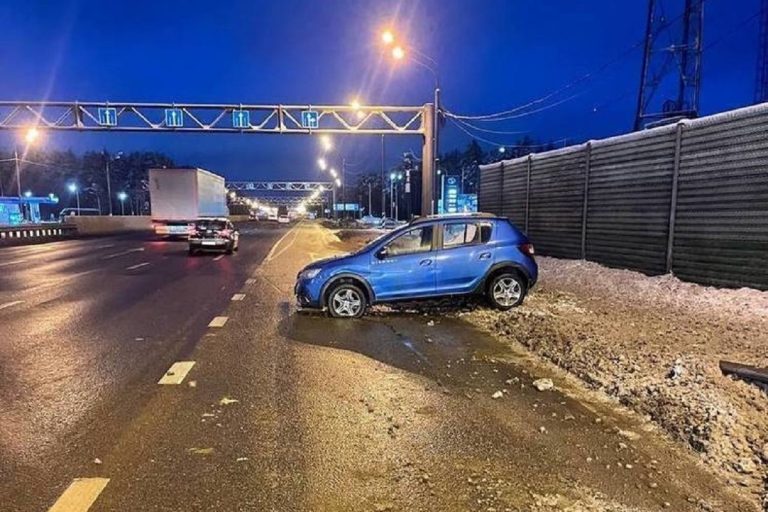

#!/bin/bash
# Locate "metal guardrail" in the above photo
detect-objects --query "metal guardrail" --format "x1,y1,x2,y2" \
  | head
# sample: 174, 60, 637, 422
0, 224, 77, 244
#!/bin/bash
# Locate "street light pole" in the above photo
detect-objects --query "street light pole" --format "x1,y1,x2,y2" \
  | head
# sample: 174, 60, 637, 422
381, 135, 386, 217
104, 151, 113, 216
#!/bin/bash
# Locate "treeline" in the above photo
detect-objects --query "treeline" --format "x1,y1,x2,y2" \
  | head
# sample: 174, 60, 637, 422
0, 149, 175, 215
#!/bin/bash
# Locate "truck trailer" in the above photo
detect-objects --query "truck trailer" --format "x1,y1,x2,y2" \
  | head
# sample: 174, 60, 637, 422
149, 168, 228, 237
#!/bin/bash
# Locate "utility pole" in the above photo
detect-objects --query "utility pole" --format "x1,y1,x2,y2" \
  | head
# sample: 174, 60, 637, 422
13, 148, 22, 220
380, 135, 386, 217
104, 150, 113, 215
367, 182, 372, 215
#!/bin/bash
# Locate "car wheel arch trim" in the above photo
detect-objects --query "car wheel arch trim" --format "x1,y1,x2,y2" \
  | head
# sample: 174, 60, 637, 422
476, 262, 531, 294
321, 273, 376, 307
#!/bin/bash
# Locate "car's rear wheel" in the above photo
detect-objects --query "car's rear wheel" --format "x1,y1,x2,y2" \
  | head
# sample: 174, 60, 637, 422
488, 272, 526, 310
327, 283, 366, 318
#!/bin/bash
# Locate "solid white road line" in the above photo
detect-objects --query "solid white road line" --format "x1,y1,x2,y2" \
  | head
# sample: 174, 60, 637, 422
265, 226, 299, 262
212, 254, 225, 261
0, 259, 28, 268
158, 361, 196, 385
47, 478, 109, 512
96, 243, 116, 249
102, 247, 145, 260
231, 293, 245, 301
125, 262, 150, 271
208, 316, 228, 327
0, 300, 25, 310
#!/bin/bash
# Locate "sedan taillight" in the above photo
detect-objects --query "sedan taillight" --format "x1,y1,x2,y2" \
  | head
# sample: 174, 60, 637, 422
520, 243, 535, 257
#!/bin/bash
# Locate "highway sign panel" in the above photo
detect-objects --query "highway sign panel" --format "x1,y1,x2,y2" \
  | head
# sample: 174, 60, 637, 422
301, 110, 319, 129
165, 108, 184, 128
98, 107, 117, 127
232, 110, 250, 129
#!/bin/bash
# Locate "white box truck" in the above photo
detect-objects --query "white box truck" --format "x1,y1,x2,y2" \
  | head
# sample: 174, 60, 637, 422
149, 168, 228, 236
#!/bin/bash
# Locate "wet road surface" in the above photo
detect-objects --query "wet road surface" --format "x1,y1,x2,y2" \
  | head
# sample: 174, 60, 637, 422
0, 222, 755, 511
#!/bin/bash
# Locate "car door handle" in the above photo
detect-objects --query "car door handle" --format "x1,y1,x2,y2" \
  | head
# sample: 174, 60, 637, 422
419, 259, 432, 266
479, 252, 492, 260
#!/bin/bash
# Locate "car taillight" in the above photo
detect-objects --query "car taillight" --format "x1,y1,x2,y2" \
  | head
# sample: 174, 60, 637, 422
520, 243, 535, 257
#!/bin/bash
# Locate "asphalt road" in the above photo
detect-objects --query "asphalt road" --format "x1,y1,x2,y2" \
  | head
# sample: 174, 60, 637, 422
0, 222, 755, 511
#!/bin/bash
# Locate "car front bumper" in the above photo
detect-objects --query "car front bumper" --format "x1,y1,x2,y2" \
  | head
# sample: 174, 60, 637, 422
294, 277, 323, 309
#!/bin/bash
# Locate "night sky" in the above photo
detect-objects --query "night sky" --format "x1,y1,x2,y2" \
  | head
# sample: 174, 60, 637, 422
0, 0, 761, 181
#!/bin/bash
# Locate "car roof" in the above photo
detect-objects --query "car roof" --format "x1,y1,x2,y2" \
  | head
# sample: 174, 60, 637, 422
408, 212, 501, 226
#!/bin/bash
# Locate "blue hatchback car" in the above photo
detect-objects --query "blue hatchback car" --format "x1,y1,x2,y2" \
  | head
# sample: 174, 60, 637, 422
295, 213, 537, 318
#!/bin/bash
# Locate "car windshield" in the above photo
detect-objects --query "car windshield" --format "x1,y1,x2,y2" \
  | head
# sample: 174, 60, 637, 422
353, 223, 412, 254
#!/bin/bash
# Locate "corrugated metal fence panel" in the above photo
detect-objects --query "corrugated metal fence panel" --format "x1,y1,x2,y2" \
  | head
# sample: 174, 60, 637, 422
500, 159, 528, 228
586, 129, 677, 274
527, 150, 585, 258
673, 109, 768, 290
478, 164, 503, 215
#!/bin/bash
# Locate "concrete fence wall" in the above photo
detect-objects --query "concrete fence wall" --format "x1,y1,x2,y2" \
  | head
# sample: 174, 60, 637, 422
479, 103, 768, 290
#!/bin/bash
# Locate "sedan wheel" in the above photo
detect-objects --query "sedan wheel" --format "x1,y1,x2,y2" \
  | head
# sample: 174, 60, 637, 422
328, 284, 366, 318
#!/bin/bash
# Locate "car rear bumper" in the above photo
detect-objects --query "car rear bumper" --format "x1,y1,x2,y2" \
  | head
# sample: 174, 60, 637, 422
189, 239, 230, 251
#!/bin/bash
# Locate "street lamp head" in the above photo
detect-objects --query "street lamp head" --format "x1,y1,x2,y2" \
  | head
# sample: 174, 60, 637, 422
330, 168, 338, 178
335, 178, 342, 187
23, 190, 32, 198
397, 172, 403, 180
228, 191, 237, 199
381, 30, 395, 45
392, 46, 405, 60
320, 135, 333, 152
390, 172, 396, 180
68, 183, 77, 193
24, 127, 40, 144
117, 192, 127, 201
317, 157, 328, 171
498, 146, 506, 154
350, 99, 361, 111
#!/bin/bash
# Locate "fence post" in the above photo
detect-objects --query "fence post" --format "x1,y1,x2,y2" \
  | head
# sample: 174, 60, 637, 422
665, 122, 684, 273
581, 142, 592, 260
524, 155, 532, 233
498, 162, 505, 216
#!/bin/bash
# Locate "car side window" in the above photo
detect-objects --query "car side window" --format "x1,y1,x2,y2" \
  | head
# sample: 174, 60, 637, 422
385, 226, 433, 257
443, 222, 485, 249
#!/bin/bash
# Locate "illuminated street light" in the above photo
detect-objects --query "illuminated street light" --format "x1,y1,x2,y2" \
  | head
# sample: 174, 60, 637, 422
381, 30, 395, 45
330, 168, 338, 178
25, 127, 40, 144
117, 191, 128, 215
390, 172, 396, 180
228, 191, 237, 200
335, 178, 341, 187
68, 183, 81, 215
392, 46, 405, 60
350, 99, 361, 111
23, 190, 32, 198
320, 135, 333, 152
317, 157, 328, 171
68, 183, 77, 193
498, 146, 506, 154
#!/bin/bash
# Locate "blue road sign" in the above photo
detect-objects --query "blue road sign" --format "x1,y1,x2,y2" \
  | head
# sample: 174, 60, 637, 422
165, 108, 184, 128
301, 110, 319, 129
232, 110, 250, 129
98, 107, 118, 127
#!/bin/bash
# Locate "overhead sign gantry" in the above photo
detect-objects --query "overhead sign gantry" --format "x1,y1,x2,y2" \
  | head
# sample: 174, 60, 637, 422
0, 100, 435, 213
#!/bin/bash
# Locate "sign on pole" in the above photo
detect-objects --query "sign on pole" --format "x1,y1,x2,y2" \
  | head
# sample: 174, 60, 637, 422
301, 110, 319, 129
98, 107, 118, 127
165, 108, 184, 128
232, 110, 250, 129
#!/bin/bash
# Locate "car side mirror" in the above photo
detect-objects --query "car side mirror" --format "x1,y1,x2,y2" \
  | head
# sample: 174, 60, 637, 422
376, 247, 389, 260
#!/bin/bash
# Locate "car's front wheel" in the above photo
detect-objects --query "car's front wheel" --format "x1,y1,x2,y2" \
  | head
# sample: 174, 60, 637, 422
488, 272, 526, 310
327, 283, 366, 318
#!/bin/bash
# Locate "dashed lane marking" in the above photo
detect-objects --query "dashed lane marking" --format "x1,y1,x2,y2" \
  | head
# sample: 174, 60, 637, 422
96, 244, 116, 249
0, 259, 28, 268
0, 300, 25, 310
245, 278, 256, 285
158, 361, 196, 385
208, 316, 228, 327
212, 254, 225, 261
231, 293, 245, 301
47, 478, 109, 512
125, 262, 150, 271
102, 248, 145, 260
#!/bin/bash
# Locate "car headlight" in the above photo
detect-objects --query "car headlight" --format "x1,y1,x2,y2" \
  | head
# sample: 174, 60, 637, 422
300, 268, 321, 280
